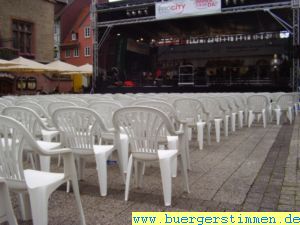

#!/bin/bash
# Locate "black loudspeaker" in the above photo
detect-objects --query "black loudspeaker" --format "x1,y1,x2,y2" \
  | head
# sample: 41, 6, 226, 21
293, 45, 300, 58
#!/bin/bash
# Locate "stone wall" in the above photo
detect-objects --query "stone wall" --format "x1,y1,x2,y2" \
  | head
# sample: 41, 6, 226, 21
0, 0, 55, 62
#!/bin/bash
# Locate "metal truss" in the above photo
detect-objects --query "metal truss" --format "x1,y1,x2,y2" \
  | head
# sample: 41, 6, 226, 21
292, 0, 300, 92
92, 0, 299, 91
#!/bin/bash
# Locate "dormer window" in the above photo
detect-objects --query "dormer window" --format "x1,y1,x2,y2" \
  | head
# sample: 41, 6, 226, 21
71, 32, 77, 41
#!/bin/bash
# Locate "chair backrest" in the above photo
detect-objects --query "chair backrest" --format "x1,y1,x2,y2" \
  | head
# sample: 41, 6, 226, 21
113, 106, 176, 160
173, 98, 207, 123
276, 94, 294, 110
134, 100, 178, 124
0, 115, 38, 189
0, 99, 13, 107
0, 103, 7, 114
53, 107, 107, 154
247, 95, 269, 112
113, 94, 136, 106
47, 101, 77, 116
214, 97, 231, 115
2, 106, 47, 137
232, 95, 246, 111
16, 101, 50, 120
69, 99, 88, 107
37, 99, 56, 111
88, 101, 122, 129
198, 97, 224, 119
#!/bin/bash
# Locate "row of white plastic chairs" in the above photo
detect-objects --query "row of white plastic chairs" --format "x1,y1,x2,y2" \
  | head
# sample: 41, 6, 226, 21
0, 92, 297, 145
0, 92, 298, 225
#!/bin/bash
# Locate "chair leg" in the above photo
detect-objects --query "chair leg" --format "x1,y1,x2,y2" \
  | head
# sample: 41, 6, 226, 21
224, 115, 229, 137
231, 113, 236, 132
196, 122, 205, 150
207, 122, 211, 145
29, 153, 36, 170
125, 155, 133, 201
262, 110, 267, 128
248, 111, 254, 128
274, 109, 281, 125
188, 128, 192, 141
167, 136, 178, 178
288, 107, 293, 124
27, 188, 49, 225
120, 134, 129, 174
18, 193, 32, 221
214, 119, 222, 143
0, 182, 18, 225
66, 155, 86, 225
179, 136, 190, 193
183, 125, 191, 171
95, 152, 111, 197
159, 157, 173, 207
238, 111, 243, 128
40, 156, 51, 172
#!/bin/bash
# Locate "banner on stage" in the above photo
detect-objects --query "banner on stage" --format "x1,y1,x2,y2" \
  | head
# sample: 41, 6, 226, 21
155, 0, 221, 20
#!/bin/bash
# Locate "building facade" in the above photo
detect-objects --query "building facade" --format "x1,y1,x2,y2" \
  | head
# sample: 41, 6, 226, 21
0, 0, 56, 63
60, 3, 93, 66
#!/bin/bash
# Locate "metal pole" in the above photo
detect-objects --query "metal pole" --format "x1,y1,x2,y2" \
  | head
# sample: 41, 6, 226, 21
292, 0, 300, 92
92, 0, 98, 93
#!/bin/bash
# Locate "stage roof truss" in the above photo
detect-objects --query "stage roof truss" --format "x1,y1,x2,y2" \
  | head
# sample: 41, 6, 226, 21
92, 0, 300, 92
264, 9, 293, 34
96, 1, 292, 28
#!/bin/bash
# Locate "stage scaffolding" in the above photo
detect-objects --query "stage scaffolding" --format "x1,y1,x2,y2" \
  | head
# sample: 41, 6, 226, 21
92, 0, 300, 92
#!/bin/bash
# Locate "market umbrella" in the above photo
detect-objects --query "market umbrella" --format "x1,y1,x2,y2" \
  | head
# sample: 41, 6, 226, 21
0, 57, 56, 72
0, 59, 19, 67
10, 57, 56, 71
47, 60, 81, 73
78, 64, 93, 74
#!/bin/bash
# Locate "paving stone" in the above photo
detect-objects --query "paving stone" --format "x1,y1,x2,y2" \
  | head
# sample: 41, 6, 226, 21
242, 202, 260, 212
10, 116, 299, 224
278, 204, 295, 211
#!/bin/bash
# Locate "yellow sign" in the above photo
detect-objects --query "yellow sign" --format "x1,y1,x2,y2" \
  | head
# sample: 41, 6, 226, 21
132, 212, 300, 225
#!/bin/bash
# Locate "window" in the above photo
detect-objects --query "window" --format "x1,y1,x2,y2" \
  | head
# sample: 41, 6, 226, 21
16, 77, 27, 90
84, 27, 90, 38
84, 47, 91, 57
74, 48, 79, 57
26, 77, 37, 90
71, 32, 77, 41
65, 49, 71, 58
12, 20, 33, 54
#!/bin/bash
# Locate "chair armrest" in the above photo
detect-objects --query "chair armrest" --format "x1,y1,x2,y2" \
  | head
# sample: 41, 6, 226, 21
107, 128, 115, 133
38, 148, 72, 156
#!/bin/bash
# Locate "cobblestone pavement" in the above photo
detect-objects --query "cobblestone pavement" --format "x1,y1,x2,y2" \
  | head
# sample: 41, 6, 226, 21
10, 116, 299, 225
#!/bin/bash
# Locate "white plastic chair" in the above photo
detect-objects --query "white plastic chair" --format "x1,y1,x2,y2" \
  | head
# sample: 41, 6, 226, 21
88, 101, 129, 173
214, 97, 232, 137
47, 101, 77, 116
0, 115, 86, 225
2, 106, 61, 172
16, 101, 53, 129
134, 100, 188, 176
0, 178, 18, 225
274, 93, 294, 125
247, 95, 269, 128
88, 101, 123, 142
113, 106, 190, 206
0, 103, 7, 114
173, 98, 208, 153
53, 107, 122, 196
198, 97, 225, 143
